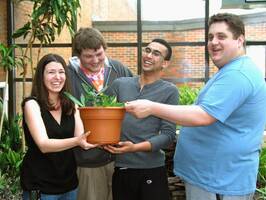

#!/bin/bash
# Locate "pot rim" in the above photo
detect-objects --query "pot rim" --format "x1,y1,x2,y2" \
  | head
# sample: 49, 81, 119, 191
78, 106, 125, 110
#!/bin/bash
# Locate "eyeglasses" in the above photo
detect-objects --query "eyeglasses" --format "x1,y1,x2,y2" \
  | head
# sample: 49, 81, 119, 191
143, 47, 164, 59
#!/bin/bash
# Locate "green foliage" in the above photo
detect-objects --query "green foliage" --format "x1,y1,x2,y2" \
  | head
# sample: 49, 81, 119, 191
0, 43, 24, 138
0, 45, 25, 194
0, 172, 21, 200
11, 0, 81, 98
176, 85, 200, 129
65, 83, 124, 107
258, 148, 266, 183
178, 85, 200, 105
256, 147, 266, 199
256, 187, 266, 200
13, 0, 80, 43
0, 43, 23, 72
0, 113, 24, 198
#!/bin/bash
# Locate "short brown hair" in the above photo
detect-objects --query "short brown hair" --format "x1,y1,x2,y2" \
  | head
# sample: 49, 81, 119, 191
72, 27, 107, 56
209, 13, 245, 40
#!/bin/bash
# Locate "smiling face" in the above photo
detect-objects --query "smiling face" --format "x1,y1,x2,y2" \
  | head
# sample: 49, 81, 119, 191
208, 22, 244, 68
142, 42, 169, 73
79, 46, 106, 74
43, 61, 66, 95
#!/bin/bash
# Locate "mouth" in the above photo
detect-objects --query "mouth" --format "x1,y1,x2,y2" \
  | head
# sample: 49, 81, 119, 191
210, 46, 222, 53
143, 60, 153, 66
51, 82, 63, 87
210, 48, 222, 57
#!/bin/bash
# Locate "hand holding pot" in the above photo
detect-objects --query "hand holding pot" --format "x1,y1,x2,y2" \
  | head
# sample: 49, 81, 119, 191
104, 141, 135, 154
78, 131, 98, 150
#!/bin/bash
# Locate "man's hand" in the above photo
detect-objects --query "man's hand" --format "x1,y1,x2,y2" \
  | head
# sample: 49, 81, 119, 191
104, 141, 136, 154
125, 99, 153, 118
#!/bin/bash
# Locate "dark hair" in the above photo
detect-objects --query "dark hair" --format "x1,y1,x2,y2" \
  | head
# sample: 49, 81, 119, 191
209, 13, 245, 40
72, 27, 107, 56
151, 38, 172, 61
31, 54, 75, 115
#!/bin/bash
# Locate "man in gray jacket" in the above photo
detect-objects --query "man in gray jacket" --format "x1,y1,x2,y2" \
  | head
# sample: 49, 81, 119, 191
68, 27, 132, 200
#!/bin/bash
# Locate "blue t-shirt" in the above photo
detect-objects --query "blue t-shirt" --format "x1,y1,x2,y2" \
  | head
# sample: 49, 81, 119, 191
174, 56, 266, 195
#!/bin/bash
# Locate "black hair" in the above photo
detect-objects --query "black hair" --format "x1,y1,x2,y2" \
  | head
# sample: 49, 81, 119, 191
151, 38, 172, 61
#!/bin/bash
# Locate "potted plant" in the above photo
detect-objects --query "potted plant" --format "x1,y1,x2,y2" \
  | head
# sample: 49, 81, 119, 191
65, 84, 125, 144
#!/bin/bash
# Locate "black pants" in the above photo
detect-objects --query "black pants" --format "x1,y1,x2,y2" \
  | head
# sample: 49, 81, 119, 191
112, 166, 170, 200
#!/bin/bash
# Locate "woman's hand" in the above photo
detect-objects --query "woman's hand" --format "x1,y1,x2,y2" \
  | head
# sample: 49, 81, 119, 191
77, 131, 98, 150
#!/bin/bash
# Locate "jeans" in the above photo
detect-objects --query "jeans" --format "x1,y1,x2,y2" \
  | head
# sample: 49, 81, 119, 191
22, 188, 77, 200
185, 182, 254, 200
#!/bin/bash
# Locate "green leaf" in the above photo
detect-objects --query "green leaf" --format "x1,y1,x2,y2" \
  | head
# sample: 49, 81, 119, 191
179, 85, 200, 105
31, 4, 48, 20
0, 43, 24, 72
12, 22, 31, 38
65, 83, 124, 107
64, 92, 84, 107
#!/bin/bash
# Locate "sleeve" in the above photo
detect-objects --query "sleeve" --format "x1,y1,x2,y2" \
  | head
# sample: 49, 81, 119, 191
148, 85, 179, 151
199, 70, 252, 123
67, 65, 81, 99
124, 66, 133, 77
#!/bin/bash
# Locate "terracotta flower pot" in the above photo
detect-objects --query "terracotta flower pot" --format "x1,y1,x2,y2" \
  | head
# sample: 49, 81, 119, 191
78, 107, 126, 144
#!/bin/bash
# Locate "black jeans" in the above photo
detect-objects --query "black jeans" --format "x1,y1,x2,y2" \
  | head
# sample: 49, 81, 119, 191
112, 166, 170, 200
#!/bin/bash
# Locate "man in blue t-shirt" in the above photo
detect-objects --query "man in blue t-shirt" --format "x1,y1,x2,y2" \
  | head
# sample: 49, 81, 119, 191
125, 13, 266, 200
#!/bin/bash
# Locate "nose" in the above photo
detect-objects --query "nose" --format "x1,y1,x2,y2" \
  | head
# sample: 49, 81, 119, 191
211, 37, 219, 45
54, 72, 61, 79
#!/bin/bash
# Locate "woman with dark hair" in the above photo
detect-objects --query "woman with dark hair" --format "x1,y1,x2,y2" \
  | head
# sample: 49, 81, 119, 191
20, 54, 96, 200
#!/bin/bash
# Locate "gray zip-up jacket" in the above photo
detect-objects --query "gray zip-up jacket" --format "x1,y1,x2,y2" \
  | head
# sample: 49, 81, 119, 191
68, 56, 133, 167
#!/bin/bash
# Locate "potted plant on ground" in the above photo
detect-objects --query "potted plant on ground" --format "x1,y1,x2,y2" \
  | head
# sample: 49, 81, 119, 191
65, 84, 125, 144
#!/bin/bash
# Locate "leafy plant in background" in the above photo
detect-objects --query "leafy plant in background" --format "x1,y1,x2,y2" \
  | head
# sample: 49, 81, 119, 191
0, 43, 23, 138
12, 0, 81, 98
256, 147, 266, 199
177, 85, 200, 129
65, 83, 124, 107
178, 85, 200, 105
0, 111, 24, 199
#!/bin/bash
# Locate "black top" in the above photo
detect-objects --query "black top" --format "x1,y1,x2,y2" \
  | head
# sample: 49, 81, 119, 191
20, 97, 78, 194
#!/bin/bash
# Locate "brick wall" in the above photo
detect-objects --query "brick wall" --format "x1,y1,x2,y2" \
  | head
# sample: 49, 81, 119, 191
103, 29, 215, 79
0, 1, 7, 44
1, 0, 266, 112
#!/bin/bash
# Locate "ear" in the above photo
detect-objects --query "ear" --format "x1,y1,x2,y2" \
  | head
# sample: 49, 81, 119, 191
162, 60, 170, 70
237, 35, 245, 48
